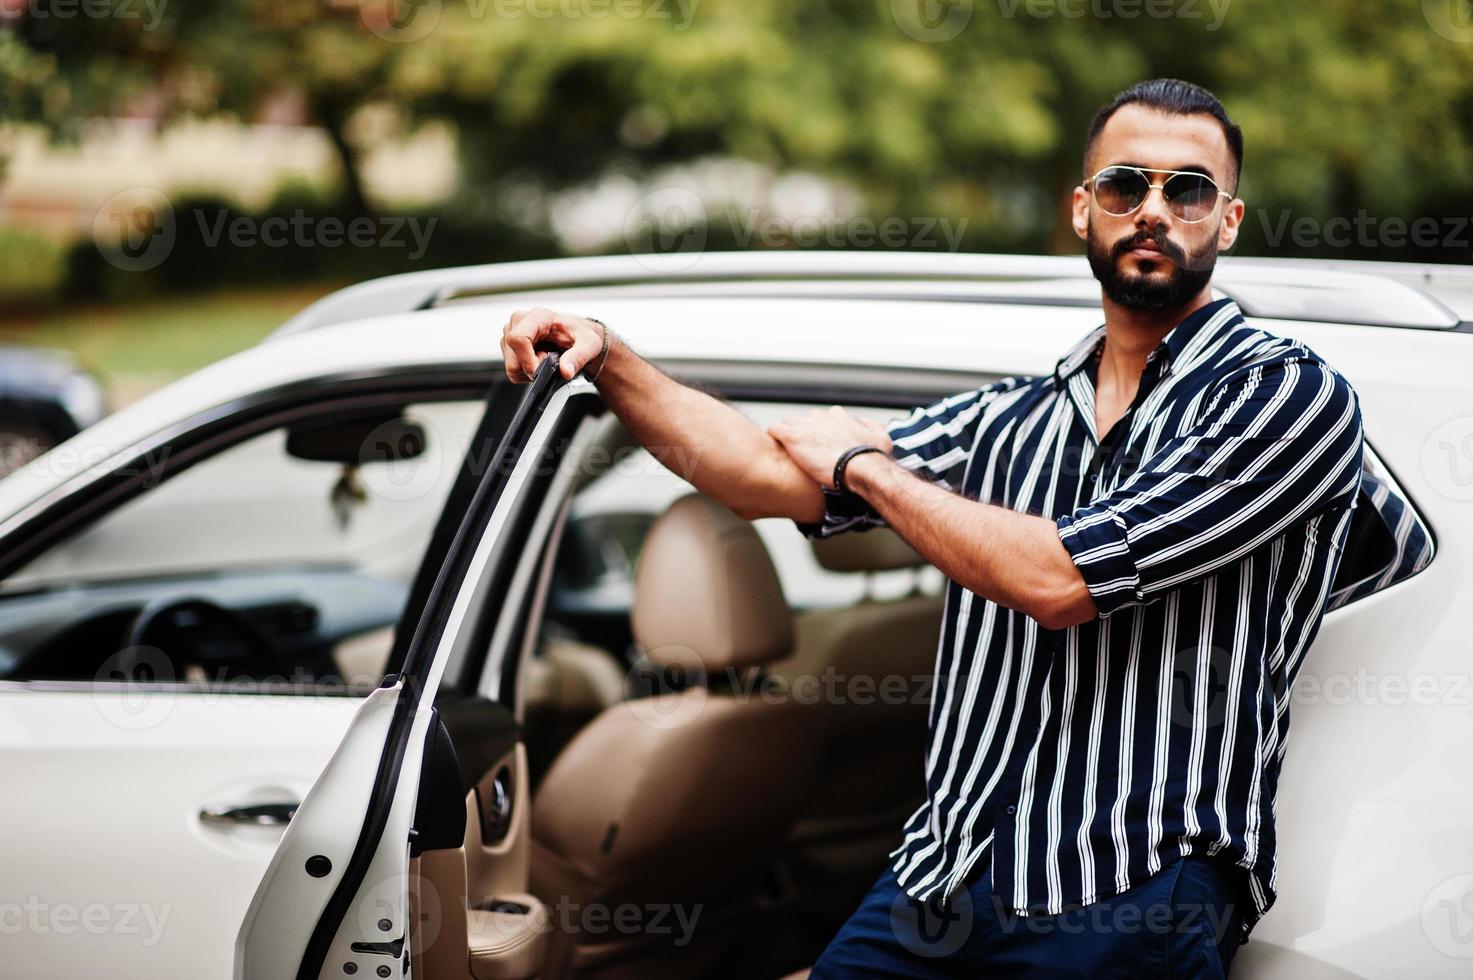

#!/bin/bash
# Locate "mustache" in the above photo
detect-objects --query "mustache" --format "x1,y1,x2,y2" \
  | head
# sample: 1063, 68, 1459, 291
1111, 230, 1187, 266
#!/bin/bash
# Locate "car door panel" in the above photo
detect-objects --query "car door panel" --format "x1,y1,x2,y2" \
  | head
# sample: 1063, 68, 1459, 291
239, 356, 596, 979
0, 690, 360, 980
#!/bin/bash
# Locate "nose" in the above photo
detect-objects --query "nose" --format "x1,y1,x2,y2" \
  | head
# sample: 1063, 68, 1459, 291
1134, 183, 1174, 229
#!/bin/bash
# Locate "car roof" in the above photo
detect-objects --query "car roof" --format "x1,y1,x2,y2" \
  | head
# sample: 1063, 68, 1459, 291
1, 253, 1468, 531
268, 251, 1472, 338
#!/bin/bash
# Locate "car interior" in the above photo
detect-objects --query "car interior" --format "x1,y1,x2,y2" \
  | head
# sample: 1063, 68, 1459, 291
0, 379, 1432, 980
410, 487, 942, 979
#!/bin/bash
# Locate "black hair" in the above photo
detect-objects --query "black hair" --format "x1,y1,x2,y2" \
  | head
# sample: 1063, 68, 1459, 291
1085, 79, 1244, 192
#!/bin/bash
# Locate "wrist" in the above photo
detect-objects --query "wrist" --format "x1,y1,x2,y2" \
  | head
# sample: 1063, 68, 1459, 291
583, 318, 616, 385
845, 450, 897, 498
836, 448, 889, 501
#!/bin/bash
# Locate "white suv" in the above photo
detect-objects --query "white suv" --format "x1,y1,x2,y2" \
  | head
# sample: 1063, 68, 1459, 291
0, 252, 1467, 980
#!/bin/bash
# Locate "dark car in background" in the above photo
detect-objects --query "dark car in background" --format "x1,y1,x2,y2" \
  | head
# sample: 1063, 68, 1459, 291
0, 343, 107, 476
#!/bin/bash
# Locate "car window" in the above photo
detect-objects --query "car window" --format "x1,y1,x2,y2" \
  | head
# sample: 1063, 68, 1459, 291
1326, 448, 1435, 610
544, 403, 945, 661
0, 399, 483, 691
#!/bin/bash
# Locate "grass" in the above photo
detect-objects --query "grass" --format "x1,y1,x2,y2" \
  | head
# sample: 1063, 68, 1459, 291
0, 284, 339, 404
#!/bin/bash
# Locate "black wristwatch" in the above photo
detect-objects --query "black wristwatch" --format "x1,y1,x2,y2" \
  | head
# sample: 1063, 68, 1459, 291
833, 445, 886, 496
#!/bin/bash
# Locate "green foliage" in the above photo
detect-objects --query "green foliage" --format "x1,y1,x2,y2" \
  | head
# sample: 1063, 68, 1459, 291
0, 226, 66, 305
4, 0, 1472, 263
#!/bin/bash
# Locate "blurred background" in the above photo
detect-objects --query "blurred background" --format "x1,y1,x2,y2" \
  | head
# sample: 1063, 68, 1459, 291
1, 0, 1471, 409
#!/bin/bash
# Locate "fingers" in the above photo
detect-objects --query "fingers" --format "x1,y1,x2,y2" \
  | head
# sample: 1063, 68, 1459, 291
499, 334, 526, 383
862, 418, 893, 451
561, 320, 604, 380
501, 307, 581, 383
768, 421, 799, 452
505, 330, 542, 382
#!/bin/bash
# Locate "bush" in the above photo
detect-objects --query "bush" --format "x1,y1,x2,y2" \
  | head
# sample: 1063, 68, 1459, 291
0, 227, 67, 307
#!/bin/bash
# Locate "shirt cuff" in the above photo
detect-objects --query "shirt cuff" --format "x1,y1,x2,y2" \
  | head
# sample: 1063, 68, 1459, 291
1056, 506, 1143, 617
794, 487, 885, 540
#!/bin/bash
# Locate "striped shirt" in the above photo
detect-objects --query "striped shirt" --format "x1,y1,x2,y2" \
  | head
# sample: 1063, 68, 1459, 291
799, 298, 1368, 939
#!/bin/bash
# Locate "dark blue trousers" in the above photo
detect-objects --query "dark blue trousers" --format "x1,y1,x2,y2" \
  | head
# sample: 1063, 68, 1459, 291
811, 855, 1246, 978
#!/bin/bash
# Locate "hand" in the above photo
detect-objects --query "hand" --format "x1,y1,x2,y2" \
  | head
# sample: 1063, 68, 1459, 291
767, 406, 893, 490
500, 307, 607, 383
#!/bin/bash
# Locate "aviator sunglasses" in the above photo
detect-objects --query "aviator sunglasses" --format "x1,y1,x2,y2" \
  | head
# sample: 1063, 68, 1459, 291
1085, 165, 1234, 223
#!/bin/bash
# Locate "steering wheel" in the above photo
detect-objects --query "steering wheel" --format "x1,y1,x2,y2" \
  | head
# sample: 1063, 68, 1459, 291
119, 596, 282, 685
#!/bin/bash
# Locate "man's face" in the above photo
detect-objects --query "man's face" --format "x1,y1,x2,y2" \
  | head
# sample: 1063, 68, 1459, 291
1072, 104, 1245, 312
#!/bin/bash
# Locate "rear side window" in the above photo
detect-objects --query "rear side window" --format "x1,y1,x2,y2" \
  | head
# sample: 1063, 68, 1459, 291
1326, 448, 1434, 610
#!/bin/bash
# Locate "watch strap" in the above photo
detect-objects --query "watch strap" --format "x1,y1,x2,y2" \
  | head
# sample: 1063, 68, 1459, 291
833, 445, 886, 495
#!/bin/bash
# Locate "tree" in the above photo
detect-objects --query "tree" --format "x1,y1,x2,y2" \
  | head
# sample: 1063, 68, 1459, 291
3, 0, 1471, 260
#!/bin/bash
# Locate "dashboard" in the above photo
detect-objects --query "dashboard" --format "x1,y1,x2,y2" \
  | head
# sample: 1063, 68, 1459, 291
0, 566, 410, 689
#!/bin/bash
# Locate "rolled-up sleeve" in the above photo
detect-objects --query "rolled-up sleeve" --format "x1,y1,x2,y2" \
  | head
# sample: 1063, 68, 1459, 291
795, 378, 1023, 540
1057, 355, 1364, 617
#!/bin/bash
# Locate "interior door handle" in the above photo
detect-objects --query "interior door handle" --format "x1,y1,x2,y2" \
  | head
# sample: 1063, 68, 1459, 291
199, 801, 300, 827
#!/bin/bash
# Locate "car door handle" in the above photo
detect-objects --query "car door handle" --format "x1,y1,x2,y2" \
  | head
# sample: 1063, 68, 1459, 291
199, 801, 300, 827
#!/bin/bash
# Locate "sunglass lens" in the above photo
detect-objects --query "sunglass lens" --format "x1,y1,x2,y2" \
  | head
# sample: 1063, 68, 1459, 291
1093, 167, 1149, 216
1164, 173, 1220, 221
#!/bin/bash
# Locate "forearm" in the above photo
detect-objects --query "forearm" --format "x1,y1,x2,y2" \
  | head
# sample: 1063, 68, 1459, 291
843, 453, 1097, 629
592, 334, 824, 522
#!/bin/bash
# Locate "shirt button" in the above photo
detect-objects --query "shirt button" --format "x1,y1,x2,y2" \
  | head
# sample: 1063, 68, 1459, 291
1006, 804, 1017, 815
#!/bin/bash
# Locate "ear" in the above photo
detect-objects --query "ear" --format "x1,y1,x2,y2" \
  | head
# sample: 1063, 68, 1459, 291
1218, 196, 1245, 252
1071, 185, 1090, 242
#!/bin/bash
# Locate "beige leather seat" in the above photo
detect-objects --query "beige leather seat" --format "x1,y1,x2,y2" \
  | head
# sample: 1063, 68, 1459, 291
529, 494, 821, 979
766, 528, 943, 928
522, 635, 628, 786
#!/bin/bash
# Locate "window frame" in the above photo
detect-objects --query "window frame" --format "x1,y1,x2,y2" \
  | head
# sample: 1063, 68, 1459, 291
0, 364, 499, 584
1325, 443, 1438, 610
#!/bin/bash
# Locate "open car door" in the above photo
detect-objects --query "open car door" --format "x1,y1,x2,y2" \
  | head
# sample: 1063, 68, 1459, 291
237, 353, 594, 980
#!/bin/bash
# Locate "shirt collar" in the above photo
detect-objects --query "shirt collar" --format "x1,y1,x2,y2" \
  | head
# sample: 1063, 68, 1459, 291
1053, 297, 1239, 390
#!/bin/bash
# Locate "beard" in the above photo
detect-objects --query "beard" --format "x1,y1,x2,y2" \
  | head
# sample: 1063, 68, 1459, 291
1087, 224, 1217, 312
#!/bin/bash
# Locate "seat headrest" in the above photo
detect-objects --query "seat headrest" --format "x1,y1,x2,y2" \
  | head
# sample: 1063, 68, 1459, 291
811, 527, 926, 573
632, 494, 792, 673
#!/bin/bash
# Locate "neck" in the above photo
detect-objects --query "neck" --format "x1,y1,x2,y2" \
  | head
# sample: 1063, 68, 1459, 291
1097, 284, 1214, 382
